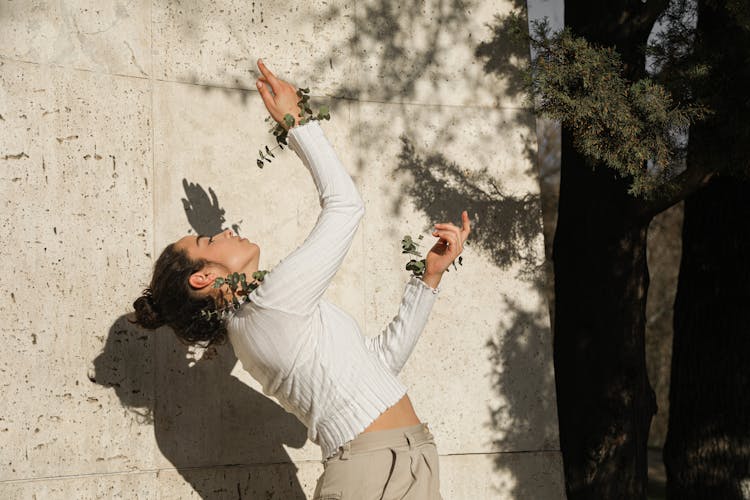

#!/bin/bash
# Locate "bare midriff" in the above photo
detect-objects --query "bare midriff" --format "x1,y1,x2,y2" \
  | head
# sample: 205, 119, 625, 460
361, 393, 421, 433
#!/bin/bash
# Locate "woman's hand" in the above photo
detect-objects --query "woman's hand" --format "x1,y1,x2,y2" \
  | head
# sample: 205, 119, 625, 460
423, 210, 471, 288
255, 59, 303, 131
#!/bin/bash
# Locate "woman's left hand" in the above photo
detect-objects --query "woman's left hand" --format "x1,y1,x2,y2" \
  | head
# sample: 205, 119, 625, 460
425, 210, 471, 277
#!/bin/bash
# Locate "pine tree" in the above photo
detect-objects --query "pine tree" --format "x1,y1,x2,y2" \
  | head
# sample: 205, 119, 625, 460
483, 0, 749, 497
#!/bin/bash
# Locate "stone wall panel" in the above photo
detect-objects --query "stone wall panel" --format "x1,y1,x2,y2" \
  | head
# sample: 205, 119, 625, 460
1, 0, 564, 496
353, 100, 559, 455
152, 0, 354, 96
0, 59, 154, 480
0, 0, 151, 77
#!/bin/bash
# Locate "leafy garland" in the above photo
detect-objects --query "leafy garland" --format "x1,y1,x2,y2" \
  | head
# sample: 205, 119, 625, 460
256, 87, 331, 169
199, 270, 269, 322
401, 234, 463, 277
200, 87, 463, 323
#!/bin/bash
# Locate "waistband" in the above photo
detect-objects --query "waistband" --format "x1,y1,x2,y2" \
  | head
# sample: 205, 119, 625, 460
327, 423, 434, 461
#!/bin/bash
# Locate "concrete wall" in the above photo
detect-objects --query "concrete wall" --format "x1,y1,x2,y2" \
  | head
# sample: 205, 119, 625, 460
0, 0, 564, 498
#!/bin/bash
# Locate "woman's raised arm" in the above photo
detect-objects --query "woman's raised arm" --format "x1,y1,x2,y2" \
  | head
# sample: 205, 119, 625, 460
365, 212, 470, 374
251, 60, 363, 316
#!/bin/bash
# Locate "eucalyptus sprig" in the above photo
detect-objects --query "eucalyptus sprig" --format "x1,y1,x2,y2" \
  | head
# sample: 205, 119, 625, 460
257, 87, 332, 169
402, 234, 427, 277
401, 233, 464, 278
199, 269, 269, 321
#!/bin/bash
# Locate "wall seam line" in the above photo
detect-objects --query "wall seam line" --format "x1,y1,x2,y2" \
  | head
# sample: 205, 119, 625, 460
0, 57, 532, 112
149, 0, 157, 477
0, 449, 563, 484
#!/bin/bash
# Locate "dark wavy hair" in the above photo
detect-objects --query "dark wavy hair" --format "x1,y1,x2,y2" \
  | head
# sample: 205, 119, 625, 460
131, 243, 227, 347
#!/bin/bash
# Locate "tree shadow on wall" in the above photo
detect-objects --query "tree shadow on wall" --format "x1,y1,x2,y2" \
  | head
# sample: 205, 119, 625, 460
91, 181, 307, 499
146, 0, 564, 494
327, 0, 562, 495
394, 135, 541, 276
475, 7, 566, 497
395, 134, 565, 497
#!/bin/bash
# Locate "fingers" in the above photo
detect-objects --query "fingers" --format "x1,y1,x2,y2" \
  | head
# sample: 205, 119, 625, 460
434, 222, 463, 246
257, 59, 282, 92
256, 79, 275, 108
434, 210, 471, 244
432, 229, 461, 254
461, 210, 471, 237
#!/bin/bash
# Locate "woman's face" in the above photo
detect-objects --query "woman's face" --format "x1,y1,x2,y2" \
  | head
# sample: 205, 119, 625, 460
175, 228, 260, 292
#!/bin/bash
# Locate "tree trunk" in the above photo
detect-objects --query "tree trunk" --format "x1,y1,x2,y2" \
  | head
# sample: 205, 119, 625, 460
663, 1, 750, 497
554, 129, 658, 499
554, 1, 666, 497
663, 176, 750, 499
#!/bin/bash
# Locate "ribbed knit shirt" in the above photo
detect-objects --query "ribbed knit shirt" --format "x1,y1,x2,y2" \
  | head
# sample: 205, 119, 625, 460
226, 120, 441, 460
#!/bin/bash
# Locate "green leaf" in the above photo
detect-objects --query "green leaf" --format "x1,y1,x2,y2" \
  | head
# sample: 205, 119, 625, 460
318, 105, 329, 115
264, 145, 275, 158
301, 87, 310, 93
283, 113, 295, 128
257, 159, 264, 169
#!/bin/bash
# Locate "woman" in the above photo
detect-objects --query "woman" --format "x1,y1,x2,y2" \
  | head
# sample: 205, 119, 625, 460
133, 59, 471, 499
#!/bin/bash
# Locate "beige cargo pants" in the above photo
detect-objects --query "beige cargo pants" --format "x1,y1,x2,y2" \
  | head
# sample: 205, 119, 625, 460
312, 423, 443, 500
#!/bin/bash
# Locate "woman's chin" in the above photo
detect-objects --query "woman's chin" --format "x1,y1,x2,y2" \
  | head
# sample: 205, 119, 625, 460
248, 242, 260, 258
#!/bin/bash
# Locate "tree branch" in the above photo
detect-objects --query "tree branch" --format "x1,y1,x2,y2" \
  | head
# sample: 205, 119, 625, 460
639, 163, 715, 218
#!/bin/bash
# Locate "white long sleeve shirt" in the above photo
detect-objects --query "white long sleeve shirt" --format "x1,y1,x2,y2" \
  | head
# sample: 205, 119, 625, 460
226, 120, 440, 460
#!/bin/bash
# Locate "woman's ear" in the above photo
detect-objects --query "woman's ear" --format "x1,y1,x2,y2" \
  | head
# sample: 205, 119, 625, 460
189, 270, 217, 290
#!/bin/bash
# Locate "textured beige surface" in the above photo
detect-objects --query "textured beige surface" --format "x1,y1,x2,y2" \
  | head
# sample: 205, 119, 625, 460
0, 58, 154, 480
441, 452, 566, 499
353, 100, 559, 455
0, 453, 565, 499
351, 0, 526, 108
1, 0, 563, 497
0, 0, 151, 77
150, 0, 526, 107
0, 472, 157, 499
152, 0, 354, 97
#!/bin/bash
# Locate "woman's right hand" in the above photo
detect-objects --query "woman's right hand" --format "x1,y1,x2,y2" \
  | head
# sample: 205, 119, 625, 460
255, 59, 303, 131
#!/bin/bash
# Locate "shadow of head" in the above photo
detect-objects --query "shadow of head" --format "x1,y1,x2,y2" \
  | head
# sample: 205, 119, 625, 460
91, 315, 308, 476
180, 178, 242, 237
90, 315, 155, 423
